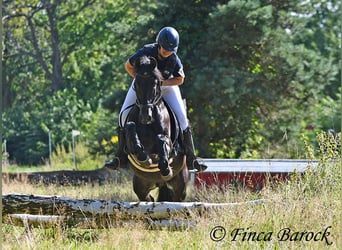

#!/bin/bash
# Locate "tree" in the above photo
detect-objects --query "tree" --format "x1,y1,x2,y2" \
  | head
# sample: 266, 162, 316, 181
138, 0, 340, 158
2, 0, 340, 165
2, 0, 97, 94
2, 0, 156, 165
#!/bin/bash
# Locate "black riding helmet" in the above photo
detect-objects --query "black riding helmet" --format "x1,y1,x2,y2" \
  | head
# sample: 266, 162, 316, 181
156, 27, 179, 52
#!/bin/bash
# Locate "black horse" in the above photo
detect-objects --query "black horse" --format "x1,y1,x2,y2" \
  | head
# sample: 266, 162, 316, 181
123, 56, 189, 202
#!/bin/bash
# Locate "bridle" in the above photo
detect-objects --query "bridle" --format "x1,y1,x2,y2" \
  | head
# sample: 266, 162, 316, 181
134, 72, 163, 110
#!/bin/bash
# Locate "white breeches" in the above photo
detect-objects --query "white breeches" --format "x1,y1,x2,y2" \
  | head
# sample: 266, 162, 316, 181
119, 81, 189, 131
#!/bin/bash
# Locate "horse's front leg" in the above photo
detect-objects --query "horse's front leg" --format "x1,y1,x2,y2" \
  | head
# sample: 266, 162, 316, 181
156, 134, 173, 180
125, 122, 151, 164
133, 175, 156, 202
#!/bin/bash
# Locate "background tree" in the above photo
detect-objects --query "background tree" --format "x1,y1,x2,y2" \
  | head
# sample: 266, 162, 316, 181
139, 0, 341, 158
2, 0, 340, 165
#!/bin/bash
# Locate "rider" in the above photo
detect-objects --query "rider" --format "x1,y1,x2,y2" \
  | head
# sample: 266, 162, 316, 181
105, 26, 207, 172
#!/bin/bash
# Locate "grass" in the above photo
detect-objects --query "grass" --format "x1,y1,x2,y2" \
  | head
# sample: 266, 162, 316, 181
2, 133, 341, 249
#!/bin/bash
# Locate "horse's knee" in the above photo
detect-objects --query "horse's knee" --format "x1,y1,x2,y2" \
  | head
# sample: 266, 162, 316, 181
156, 134, 171, 153
156, 134, 168, 143
125, 121, 136, 131
124, 122, 141, 153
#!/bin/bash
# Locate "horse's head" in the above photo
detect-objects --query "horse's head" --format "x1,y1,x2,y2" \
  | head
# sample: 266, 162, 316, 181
134, 56, 163, 124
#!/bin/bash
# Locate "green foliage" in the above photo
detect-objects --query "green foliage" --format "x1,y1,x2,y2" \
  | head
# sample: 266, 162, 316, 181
2, 0, 341, 164
85, 106, 120, 158
3, 89, 94, 165
183, 0, 340, 157
49, 141, 106, 171
185, 1, 278, 156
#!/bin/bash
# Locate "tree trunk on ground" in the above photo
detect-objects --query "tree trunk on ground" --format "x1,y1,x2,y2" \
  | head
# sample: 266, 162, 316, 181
2, 193, 266, 219
2, 194, 265, 229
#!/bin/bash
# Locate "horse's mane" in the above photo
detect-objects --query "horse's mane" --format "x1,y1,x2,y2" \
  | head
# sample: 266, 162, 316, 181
134, 56, 163, 82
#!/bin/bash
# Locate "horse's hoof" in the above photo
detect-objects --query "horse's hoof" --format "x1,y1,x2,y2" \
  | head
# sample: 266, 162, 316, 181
105, 156, 129, 170
160, 168, 173, 181
137, 151, 152, 166
140, 158, 152, 167
137, 151, 147, 161
104, 158, 120, 170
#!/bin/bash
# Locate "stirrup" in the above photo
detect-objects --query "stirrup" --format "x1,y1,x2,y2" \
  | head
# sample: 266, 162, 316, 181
136, 150, 152, 167
192, 158, 207, 172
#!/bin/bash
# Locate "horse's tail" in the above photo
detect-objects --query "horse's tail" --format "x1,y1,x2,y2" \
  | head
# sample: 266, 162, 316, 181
157, 184, 174, 202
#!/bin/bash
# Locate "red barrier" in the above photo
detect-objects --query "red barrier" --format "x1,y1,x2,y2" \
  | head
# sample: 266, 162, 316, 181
191, 159, 318, 191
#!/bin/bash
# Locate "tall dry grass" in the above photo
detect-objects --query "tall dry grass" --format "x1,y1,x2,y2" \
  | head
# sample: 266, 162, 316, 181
2, 132, 341, 249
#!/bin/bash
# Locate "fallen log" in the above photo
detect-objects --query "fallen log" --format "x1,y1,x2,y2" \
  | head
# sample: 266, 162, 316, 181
2, 166, 122, 186
6, 214, 196, 230
2, 194, 266, 222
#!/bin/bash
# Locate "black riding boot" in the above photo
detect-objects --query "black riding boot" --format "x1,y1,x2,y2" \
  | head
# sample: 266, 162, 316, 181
183, 127, 207, 172
104, 127, 128, 169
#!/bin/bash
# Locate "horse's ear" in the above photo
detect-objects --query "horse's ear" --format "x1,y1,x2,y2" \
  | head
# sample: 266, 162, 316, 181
149, 57, 157, 69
